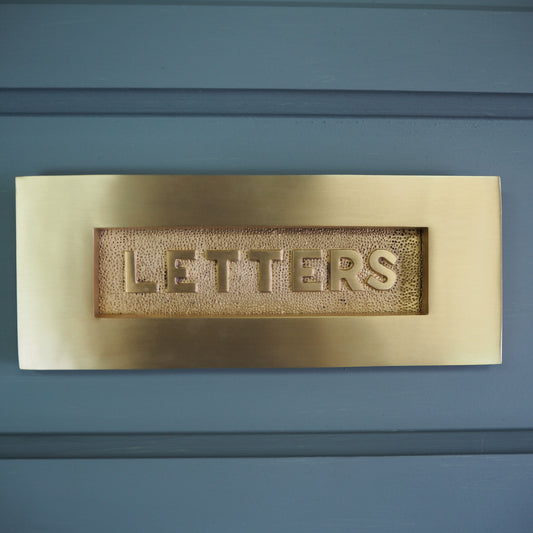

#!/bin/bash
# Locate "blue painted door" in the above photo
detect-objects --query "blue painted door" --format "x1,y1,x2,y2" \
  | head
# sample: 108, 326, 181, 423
1, 2, 533, 531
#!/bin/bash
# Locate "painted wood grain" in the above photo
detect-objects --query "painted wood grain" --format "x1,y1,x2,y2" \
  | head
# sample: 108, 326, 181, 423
1, 456, 533, 532
1, 5, 532, 92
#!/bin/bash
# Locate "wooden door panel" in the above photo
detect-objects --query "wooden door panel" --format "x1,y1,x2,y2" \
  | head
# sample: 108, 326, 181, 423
1, 4, 532, 531
0, 116, 531, 433
2, 456, 533, 533
1, 5, 532, 92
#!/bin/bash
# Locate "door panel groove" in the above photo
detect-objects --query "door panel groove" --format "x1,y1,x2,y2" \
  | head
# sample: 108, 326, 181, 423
1, 1, 532, 11
2, 89, 533, 119
2, 430, 533, 459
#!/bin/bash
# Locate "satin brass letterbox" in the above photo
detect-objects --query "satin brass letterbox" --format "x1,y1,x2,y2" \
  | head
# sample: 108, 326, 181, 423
16, 175, 501, 369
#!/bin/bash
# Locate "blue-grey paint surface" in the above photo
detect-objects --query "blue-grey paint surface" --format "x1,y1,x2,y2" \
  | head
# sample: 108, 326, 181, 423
1, 5, 533, 91
1, 3, 532, 532
1, 0, 532, 6
2, 456, 533, 533
3, 430, 533, 458
2, 89, 533, 118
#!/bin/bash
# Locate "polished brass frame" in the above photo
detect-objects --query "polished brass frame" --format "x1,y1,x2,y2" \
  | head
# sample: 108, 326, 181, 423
16, 175, 501, 369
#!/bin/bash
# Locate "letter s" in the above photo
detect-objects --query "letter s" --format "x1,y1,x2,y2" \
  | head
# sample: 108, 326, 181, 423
366, 250, 397, 290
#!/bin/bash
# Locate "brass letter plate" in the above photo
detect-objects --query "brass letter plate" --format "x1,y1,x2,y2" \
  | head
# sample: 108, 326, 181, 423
16, 175, 501, 369
96, 226, 427, 318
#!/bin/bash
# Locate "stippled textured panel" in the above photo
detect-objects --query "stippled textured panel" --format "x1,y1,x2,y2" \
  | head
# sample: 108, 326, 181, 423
96, 227, 425, 317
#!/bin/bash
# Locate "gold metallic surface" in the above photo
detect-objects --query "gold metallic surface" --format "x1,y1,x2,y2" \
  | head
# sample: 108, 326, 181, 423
292, 249, 324, 292
96, 226, 424, 317
248, 249, 283, 293
330, 249, 364, 292
16, 175, 501, 369
166, 250, 198, 294
124, 251, 158, 294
